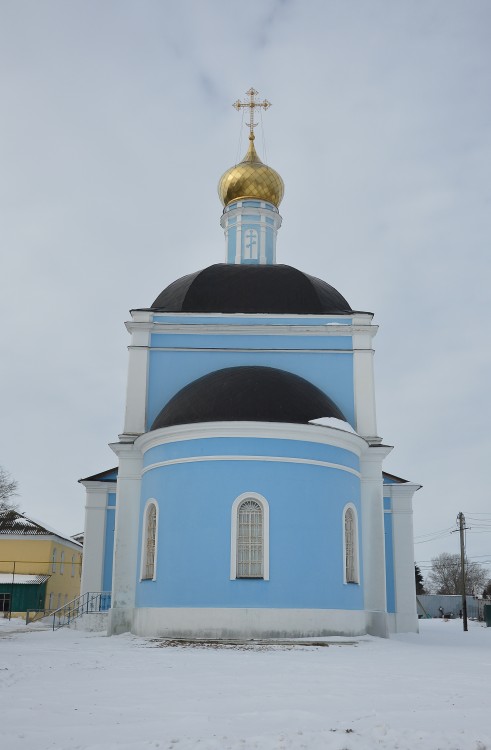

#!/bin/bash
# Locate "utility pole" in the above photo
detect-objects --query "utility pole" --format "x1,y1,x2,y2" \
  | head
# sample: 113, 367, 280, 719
457, 512, 468, 632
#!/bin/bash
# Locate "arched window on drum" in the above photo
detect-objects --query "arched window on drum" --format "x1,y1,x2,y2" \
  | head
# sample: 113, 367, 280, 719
237, 499, 263, 578
141, 501, 158, 581
343, 505, 360, 584
230, 493, 269, 581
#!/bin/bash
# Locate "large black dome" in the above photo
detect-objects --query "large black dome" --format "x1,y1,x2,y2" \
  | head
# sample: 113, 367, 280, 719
150, 366, 346, 430
150, 264, 351, 314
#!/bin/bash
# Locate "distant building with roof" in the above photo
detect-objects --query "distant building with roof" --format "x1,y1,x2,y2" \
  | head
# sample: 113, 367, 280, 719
80, 89, 421, 639
0, 510, 83, 615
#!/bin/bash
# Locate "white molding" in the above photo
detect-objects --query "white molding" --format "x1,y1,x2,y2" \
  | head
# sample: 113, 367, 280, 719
342, 503, 360, 585
139, 499, 159, 582
141, 455, 361, 478
126, 322, 377, 338
136, 421, 368, 456
230, 492, 270, 581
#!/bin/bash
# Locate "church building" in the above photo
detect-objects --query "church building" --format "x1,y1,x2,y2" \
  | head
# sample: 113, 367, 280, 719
80, 89, 420, 639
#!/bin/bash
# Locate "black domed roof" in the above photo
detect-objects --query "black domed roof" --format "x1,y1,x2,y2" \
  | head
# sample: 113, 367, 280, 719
150, 366, 346, 430
150, 264, 351, 315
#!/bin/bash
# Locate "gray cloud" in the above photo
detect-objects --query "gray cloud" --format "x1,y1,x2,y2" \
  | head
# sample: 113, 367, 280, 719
1, 0, 490, 578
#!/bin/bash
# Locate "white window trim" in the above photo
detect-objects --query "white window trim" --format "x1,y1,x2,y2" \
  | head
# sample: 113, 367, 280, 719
342, 502, 360, 585
51, 548, 57, 574
230, 492, 269, 581
60, 551, 64, 575
139, 499, 159, 582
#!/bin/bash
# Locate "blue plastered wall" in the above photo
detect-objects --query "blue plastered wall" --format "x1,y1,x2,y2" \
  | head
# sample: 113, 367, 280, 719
146, 315, 355, 430
102, 492, 116, 592
135, 436, 363, 611
383, 495, 395, 613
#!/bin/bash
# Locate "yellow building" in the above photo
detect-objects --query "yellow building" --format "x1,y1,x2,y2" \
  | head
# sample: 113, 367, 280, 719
0, 511, 82, 614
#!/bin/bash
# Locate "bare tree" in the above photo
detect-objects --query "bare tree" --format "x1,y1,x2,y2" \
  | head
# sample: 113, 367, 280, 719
0, 466, 18, 512
427, 552, 488, 595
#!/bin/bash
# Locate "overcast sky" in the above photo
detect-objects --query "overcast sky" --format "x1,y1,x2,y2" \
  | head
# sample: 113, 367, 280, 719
1, 0, 490, 582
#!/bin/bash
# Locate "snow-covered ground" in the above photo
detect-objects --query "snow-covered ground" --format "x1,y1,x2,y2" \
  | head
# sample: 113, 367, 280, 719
0, 617, 489, 750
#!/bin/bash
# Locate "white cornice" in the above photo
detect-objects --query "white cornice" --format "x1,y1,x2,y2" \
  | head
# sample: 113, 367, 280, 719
130, 347, 356, 354
135, 421, 369, 457
383, 482, 422, 499
110, 441, 141, 458
125, 321, 377, 340
125, 321, 154, 335
79, 481, 117, 491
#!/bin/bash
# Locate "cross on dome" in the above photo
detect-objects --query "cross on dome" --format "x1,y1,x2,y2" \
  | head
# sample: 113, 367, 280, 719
233, 87, 271, 139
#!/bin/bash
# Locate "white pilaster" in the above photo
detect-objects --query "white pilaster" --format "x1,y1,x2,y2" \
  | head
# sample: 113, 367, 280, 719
235, 222, 242, 264
352, 319, 379, 442
386, 482, 421, 633
360, 445, 392, 637
79, 481, 114, 594
259, 220, 266, 263
122, 311, 152, 437
107, 441, 143, 635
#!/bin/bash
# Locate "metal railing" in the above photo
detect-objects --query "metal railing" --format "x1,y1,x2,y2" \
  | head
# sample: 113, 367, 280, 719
50, 591, 111, 630
26, 608, 52, 625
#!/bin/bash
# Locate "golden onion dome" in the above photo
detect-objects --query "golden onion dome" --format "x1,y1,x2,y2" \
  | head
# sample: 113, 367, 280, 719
218, 134, 284, 208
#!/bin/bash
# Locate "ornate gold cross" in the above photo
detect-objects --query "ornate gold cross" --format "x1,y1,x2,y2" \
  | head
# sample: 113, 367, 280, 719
233, 88, 271, 138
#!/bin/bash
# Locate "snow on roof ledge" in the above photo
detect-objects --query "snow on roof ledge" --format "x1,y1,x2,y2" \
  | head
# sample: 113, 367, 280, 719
308, 417, 357, 434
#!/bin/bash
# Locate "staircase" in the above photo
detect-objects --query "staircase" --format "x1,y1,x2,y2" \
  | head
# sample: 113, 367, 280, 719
49, 591, 111, 630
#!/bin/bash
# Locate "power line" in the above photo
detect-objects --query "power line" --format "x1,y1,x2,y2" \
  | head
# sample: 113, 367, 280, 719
414, 526, 455, 539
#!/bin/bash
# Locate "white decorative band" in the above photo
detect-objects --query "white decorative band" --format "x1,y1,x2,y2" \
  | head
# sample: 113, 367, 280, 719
141, 454, 360, 477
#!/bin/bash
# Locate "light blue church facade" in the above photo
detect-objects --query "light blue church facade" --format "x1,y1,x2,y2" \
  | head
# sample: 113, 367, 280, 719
80, 101, 420, 639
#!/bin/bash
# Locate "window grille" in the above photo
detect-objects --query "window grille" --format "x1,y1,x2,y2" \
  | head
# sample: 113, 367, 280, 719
57, 593, 61, 608
345, 507, 358, 583
142, 503, 157, 580
71, 555, 75, 577
237, 499, 263, 578
51, 549, 57, 573
60, 551, 64, 575
48, 592, 54, 609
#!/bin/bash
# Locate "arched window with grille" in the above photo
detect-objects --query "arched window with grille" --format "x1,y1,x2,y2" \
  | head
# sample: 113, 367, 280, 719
230, 493, 269, 580
343, 505, 359, 584
140, 501, 158, 581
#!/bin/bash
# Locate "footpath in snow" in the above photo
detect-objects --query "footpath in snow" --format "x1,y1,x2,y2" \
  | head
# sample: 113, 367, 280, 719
0, 616, 489, 750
